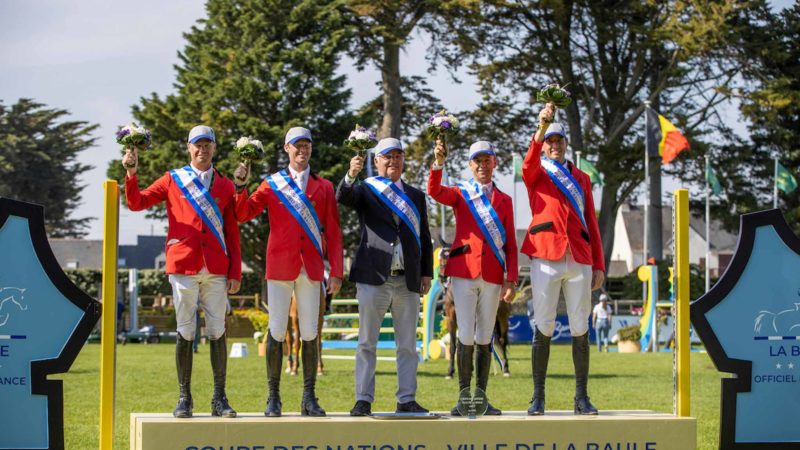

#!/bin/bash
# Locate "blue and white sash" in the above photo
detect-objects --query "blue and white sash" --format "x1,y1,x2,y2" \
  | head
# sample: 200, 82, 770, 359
266, 170, 324, 257
457, 180, 506, 270
364, 176, 421, 248
170, 165, 227, 255
541, 158, 588, 231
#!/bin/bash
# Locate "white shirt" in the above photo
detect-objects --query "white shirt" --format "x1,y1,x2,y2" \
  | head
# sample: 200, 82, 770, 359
191, 164, 214, 190
593, 303, 612, 320
288, 165, 310, 192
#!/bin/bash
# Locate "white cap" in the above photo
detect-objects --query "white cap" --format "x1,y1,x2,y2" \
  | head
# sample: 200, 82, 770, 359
543, 123, 567, 140
374, 137, 403, 155
187, 125, 215, 143
469, 141, 496, 160
285, 126, 312, 144
599, 293, 609, 302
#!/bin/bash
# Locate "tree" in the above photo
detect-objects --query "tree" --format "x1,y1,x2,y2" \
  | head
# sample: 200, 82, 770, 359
340, 1, 442, 139
432, 0, 756, 269
733, 3, 800, 233
107, 0, 359, 274
0, 98, 95, 237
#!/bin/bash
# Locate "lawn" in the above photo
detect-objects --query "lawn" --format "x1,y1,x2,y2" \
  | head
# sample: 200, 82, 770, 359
55, 341, 723, 449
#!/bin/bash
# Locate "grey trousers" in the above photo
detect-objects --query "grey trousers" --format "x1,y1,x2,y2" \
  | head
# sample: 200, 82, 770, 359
354, 276, 420, 403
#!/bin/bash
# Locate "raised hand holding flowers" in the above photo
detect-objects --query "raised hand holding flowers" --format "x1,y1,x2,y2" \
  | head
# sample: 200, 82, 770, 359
116, 122, 151, 170
233, 136, 264, 186
536, 83, 572, 124
426, 110, 460, 158
344, 124, 377, 158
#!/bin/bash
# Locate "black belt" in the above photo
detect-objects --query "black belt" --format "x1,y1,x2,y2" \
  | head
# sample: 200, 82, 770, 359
389, 269, 405, 277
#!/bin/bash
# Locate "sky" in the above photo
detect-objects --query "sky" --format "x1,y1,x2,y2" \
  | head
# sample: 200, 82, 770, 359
0, 1, 791, 244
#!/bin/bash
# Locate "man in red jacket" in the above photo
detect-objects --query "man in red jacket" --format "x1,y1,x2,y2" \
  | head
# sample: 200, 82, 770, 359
122, 125, 242, 419
428, 138, 517, 416
232, 126, 343, 418
521, 104, 605, 416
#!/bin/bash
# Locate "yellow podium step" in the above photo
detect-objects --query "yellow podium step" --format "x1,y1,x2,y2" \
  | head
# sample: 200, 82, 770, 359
131, 410, 695, 450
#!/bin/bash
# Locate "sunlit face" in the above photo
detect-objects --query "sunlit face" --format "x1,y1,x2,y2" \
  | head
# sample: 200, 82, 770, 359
468, 153, 497, 185
374, 149, 404, 182
543, 134, 567, 163
187, 139, 216, 170
284, 139, 312, 168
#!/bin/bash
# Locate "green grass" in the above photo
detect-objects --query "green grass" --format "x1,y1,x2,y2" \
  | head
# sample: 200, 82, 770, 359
55, 341, 724, 449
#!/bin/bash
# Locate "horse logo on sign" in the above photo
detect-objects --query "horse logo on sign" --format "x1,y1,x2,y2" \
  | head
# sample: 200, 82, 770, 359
0, 287, 28, 327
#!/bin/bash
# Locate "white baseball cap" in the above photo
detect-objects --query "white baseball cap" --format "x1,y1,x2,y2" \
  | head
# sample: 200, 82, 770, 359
469, 141, 496, 160
599, 293, 609, 302
285, 126, 312, 144
374, 137, 403, 155
187, 125, 215, 143
543, 123, 567, 140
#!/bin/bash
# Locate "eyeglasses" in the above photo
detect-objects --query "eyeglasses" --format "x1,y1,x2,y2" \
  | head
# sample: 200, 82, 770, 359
378, 153, 404, 161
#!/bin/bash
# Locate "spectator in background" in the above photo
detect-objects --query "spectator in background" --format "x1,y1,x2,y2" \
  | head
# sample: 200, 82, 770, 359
592, 294, 613, 352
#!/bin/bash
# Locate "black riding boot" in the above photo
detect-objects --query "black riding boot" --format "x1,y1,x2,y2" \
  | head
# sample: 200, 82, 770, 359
300, 338, 326, 416
264, 331, 283, 417
450, 342, 474, 416
476, 343, 501, 415
210, 335, 237, 417
572, 332, 598, 415
527, 328, 550, 415
173, 335, 194, 418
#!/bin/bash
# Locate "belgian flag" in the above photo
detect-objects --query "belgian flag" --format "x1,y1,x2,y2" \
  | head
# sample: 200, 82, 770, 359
646, 108, 690, 164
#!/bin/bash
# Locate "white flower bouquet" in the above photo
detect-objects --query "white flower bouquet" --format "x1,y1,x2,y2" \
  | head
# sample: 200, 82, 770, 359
426, 110, 460, 140
344, 124, 377, 157
116, 123, 151, 168
235, 136, 265, 163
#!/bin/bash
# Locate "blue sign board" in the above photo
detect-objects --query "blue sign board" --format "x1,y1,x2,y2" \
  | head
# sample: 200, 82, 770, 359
0, 199, 100, 450
691, 209, 800, 448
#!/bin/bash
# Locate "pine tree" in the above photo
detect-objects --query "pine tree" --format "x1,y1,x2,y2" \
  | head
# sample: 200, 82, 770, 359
107, 0, 358, 275
0, 98, 95, 237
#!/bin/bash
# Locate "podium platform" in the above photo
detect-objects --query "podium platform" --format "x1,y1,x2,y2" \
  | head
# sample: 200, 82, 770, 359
131, 410, 695, 450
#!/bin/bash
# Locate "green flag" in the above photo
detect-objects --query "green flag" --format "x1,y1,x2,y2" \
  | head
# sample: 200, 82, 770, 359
705, 163, 722, 196
579, 156, 604, 186
777, 161, 797, 193
514, 154, 523, 182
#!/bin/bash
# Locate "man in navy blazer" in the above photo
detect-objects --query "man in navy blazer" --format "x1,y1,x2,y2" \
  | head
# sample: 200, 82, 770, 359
337, 137, 433, 416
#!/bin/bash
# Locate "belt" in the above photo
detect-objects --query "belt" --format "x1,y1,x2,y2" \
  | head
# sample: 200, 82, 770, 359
389, 269, 405, 277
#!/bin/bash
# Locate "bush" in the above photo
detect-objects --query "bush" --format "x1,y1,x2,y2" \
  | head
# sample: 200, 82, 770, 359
617, 324, 642, 341
244, 309, 269, 343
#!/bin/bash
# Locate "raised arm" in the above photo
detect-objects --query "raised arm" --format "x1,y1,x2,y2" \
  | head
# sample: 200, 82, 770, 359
427, 167, 460, 206
522, 103, 556, 187
336, 154, 366, 209
234, 180, 270, 223
125, 173, 170, 211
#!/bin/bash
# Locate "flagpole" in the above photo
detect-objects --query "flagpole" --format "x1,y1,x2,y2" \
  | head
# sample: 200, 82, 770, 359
643, 101, 650, 305
705, 154, 710, 293
643, 101, 650, 270
774, 157, 779, 209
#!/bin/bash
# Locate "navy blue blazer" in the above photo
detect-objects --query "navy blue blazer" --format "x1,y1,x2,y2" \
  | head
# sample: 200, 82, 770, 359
336, 177, 433, 293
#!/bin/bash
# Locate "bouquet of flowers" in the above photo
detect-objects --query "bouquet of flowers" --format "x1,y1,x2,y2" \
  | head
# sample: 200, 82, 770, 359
536, 83, 572, 109
234, 136, 265, 163
116, 123, 151, 168
343, 124, 377, 157
426, 110, 460, 141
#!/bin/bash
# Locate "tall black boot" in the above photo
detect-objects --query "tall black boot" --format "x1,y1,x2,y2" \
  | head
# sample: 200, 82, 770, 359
450, 342, 474, 416
300, 337, 326, 416
527, 328, 550, 415
210, 335, 236, 418
173, 335, 194, 418
572, 332, 598, 415
476, 344, 501, 415
264, 331, 283, 417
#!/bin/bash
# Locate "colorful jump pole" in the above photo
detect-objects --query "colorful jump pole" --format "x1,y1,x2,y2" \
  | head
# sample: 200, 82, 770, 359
99, 180, 119, 450
673, 189, 690, 416
637, 264, 658, 352
421, 247, 443, 361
